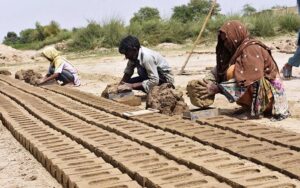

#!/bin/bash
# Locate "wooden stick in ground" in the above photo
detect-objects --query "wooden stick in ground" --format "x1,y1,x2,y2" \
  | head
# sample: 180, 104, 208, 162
179, 0, 216, 75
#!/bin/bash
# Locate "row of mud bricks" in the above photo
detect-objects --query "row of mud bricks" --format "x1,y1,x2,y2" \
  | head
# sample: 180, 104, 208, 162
197, 116, 300, 151
2, 77, 299, 187
0, 81, 228, 187
26, 75, 300, 181
0, 75, 300, 187
0, 94, 140, 188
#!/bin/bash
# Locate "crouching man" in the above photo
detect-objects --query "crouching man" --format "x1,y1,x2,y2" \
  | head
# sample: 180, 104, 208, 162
118, 35, 174, 93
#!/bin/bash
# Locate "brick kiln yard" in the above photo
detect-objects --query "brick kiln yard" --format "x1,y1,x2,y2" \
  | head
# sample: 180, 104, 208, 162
1, 41, 300, 187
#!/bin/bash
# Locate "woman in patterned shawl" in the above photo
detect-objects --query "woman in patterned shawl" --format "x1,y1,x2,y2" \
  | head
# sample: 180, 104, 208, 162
201, 20, 289, 120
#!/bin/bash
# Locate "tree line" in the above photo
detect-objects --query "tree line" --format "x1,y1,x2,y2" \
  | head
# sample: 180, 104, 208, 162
3, 0, 299, 51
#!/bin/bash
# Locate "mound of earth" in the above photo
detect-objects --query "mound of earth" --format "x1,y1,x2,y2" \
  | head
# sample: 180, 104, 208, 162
146, 83, 189, 116
15, 69, 43, 85
0, 70, 12, 76
0, 44, 36, 64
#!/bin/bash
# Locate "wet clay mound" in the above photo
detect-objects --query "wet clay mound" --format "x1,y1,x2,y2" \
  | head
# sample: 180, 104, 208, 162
146, 83, 189, 116
15, 69, 42, 85
0, 70, 12, 76
0, 44, 35, 64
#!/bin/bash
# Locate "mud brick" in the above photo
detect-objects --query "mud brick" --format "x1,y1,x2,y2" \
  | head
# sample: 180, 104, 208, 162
92, 137, 122, 147
274, 156, 300, 169
255, 150, 298, 164
130, 130, 162, 143
255, 131, 290, 142
71, 174, 134, 188
74, 181, 142, 188
285, 167, 300, 179
59, 158, 108, 184
221, 138, 251, 148
175, 126, 208, 136
37, 144, 83, 161
22, 133, 54, 151
190, 156, 253, 177
106, 145, 141, 157
30, 138, 75, 160
227, 140, 268, 153
63, 162, 114, 177
207, 134, 245, 147
33, 142, 75, 162
238, 144, 280, 160
49, 153, 98, 182
143, 133, 170, 144
159, 141, 198, 154
151, 137, 186, 148
274, 136, 300, 149
140, 162, 189, 176
212, 164, 263, 184
134, 163, 189, 187
40, 147, 90, 168
173, 147, 225, 162
160, 176, 230, 188
234, 171, 284, 187
147, 169, 207, 188
14, 124, 44, 132
259, 181, 300, 188
120, 156, 173, 178
68, 168, 122, 188
113, 150, 156, 163
192, 132, 230, 144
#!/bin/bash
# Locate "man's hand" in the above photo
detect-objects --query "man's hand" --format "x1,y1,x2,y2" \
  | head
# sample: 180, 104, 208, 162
117, 83, 132, 92
198, 79, 219, 99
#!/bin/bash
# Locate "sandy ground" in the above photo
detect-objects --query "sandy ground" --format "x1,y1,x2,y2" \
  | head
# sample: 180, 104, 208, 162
1, 40, 300, 186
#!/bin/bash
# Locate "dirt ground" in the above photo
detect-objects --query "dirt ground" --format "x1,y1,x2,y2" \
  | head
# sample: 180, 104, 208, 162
1, 36, 300, 186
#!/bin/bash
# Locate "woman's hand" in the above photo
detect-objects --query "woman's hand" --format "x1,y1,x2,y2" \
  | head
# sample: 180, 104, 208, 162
198, 79, 219, 99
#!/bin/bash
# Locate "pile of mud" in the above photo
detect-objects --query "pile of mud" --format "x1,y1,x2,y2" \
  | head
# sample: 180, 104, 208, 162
15, 69, 43, 85
0, 70, 12, 76
146, 83, 189, 116
0, 44, 36, 64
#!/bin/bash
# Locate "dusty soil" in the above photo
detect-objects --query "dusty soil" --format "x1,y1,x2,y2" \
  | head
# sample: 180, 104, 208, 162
0, 44, 38, 65
1, 36, 300, 186
0, 123, 61, 188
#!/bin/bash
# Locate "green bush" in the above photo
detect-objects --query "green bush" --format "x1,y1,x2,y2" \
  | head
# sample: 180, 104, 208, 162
127, 21, 144, 39
69, 22, 103, 50
278, 13, 300, 32
139, 19, 162, 45
250, 12, 277, 37
11, 31, 71, 50
102, 18, 126, 47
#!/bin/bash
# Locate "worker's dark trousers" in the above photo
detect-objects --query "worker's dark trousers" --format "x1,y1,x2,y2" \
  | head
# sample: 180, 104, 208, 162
127, 66, 168, 85
48, 67, 74, 85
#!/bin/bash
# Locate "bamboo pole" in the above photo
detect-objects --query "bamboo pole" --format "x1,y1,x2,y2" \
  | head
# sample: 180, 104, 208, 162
179, 0, 216, 75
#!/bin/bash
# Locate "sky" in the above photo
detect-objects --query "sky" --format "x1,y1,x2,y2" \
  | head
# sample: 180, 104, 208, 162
0, 0, 296, 41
